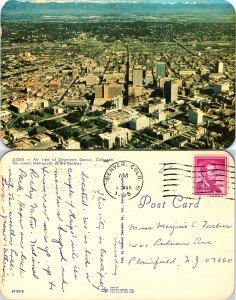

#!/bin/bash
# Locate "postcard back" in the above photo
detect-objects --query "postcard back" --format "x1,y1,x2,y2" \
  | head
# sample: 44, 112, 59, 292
0, 150, 234, 300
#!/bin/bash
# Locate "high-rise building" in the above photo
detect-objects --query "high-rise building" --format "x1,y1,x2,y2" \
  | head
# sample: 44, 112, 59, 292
94, 83, 123, 105
145, 71, 153, 86
188, 110, 203, 125
146, 59, 151, 71
156, 62, 166, 78
215, 61, 223, 74
164, 80, 178, 103
133, 67, 143, 86
104, 84, 123, 100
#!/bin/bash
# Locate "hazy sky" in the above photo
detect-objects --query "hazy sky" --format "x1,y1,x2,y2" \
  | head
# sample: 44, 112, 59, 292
3, 0, 234, 3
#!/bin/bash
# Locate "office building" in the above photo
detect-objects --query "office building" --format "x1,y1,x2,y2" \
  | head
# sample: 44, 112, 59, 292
104, 84, 123, 100
10, 100, 28, 113
94, 83, 123, 106
146, 59, 151, 71
145, 71, 153, 86
156, 62, 166, 78
164, 80, 178, 103
213, 82, 229, 94
130, 116, 149, 130
113, 97, 123, 110
133, 86, 143, 97
215, 61, 224, 74
188, 109, 203, 125
152, 111, 166, 122
133, 67, 143, 86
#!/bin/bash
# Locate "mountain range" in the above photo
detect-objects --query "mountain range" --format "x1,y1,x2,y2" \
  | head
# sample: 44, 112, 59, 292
7, 0, 233, 3
2, 0, 234, 20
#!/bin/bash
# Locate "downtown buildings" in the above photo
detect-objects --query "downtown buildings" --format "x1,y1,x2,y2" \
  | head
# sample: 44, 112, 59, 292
1, 15, 235, 150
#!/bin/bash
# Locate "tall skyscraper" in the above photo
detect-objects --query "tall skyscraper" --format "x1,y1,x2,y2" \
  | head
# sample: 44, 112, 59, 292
145, 71, 153, 86
156, 62, 166, 78
164, 80, 178, 103
133, 67, 143, 86
215, 61, 223, 73
188, 109, 203, 125
146, 59, 151, 71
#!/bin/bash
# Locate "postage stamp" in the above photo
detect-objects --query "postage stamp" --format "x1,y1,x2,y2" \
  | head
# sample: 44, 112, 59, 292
194, 156, 227, 195
103, 160, 143, 200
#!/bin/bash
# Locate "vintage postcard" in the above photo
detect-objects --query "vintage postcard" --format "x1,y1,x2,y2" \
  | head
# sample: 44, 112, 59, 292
1, 0, 235, 150
0, 150, 234, 299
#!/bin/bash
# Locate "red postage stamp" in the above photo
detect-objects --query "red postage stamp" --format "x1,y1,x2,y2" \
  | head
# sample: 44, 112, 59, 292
194, 156, 227, 195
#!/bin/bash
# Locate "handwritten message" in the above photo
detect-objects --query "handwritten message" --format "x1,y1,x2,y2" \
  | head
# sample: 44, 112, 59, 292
0, 152, 234, 300
1, 158, 112, 297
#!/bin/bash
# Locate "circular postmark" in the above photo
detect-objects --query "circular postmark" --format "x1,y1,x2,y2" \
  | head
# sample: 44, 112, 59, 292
103, 160, 143, 200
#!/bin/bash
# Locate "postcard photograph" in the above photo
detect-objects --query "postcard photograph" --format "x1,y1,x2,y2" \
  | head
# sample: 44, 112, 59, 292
0, 150, 235, 300
0, 0, 235, 150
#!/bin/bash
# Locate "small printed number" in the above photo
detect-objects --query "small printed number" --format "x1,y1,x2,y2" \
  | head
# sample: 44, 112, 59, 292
12, 290, 24, 293
205, 258, 232, 263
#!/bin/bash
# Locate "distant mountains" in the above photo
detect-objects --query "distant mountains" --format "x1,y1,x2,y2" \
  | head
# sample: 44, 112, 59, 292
2, 0, 235, 20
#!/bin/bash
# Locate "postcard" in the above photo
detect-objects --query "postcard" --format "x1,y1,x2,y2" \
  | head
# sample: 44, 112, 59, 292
1, 0, 235, 150
0, 150, 234, 299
